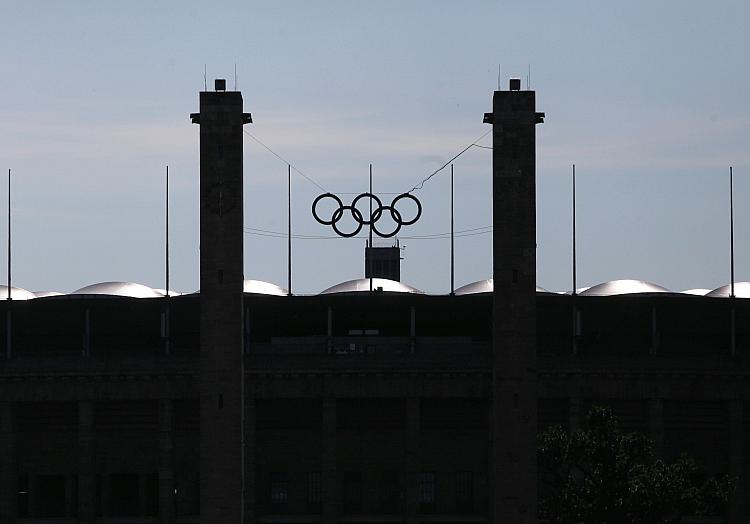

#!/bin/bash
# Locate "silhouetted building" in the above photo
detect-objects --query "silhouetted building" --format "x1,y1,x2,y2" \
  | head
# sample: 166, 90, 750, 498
0, 81, 747, 524
365, 242, 402, 282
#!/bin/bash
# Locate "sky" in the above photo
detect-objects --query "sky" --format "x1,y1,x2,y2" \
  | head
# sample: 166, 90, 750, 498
0, 1, 748, 295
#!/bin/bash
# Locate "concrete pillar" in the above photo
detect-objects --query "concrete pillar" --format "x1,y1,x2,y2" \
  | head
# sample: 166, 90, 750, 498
65, 474, 75, 518
158, 399, 175, 524
569, 396, 582, 432
485, 80, 544, 524
244, 398, 256, 524
77, 401, 95, 523
322, 398, 337, 524
729, 400, 744, 522
648, 399, 664, 458
28, 475, 38, 518
405, 398, 419, 524
192, 81, 252, 524
101, 474, 110, 517
0, 402, 16, 522
139, 473, 149, 516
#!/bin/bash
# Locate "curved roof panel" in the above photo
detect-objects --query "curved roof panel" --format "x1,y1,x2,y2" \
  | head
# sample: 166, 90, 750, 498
244, 279, 288, 296
33, 291, 64, 298
153, 288, 185, 297
706, 282, 750, 298
454, 278, 549, 295
681, 288, 711, 296
0, 285, 36, 300
71, 281, 163, 298
320, 278, 423, 295
580, 279, 671, 296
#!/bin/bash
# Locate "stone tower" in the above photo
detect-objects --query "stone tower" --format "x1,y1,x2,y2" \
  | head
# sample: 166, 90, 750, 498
191, 79, 252, 524
484, 78, 544, 523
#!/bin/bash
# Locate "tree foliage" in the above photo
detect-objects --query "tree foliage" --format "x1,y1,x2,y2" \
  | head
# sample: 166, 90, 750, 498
538, 406, 734, 524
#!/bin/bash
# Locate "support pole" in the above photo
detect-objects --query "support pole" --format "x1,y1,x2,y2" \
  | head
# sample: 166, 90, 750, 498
5, 169, 11, 360
730, 166, 735, 298
288, 164, 292, 296
572, 164, 578, 355
730, 166, 736, 356
369, 164, 373, 292
450, 164, 455, 295
165, 165, 170, 356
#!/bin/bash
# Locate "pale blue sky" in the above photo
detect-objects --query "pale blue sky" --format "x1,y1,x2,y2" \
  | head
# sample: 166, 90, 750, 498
0, 1, 748, 294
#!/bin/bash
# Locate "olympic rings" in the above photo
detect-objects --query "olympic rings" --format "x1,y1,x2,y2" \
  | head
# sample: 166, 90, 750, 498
312, 191, 422, 238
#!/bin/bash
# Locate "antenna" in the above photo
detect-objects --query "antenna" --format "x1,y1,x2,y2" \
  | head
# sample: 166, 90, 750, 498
203, 64, 207, 91
730, 166, 735, 298
497, 64, 501, 90
288, 164, 292, 296
234, 63, 238, 91
450, 164, 455, 295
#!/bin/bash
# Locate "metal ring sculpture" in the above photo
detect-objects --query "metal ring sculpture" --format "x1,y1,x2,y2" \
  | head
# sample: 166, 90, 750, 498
312, 192, 422, 238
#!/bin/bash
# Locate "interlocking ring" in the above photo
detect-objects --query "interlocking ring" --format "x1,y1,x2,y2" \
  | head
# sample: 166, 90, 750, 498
312, 192, 422, 238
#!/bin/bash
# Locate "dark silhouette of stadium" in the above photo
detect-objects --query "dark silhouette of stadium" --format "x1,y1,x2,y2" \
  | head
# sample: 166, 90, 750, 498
0, 80, 747, 523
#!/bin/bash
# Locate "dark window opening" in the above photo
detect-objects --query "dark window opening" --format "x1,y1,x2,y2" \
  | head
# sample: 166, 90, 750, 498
17, 475, 29, 518
343, 471, 363, 514
109, 474, 139, 516
307, 471, 322, 513
270, 472, 289, 514
419, 472, 436, 514
455, 471, 473, 513
379, 470, 402, 513
36, 474, 66, 517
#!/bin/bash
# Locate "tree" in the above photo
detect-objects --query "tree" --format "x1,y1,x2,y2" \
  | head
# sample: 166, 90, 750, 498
538, 406, 734, 524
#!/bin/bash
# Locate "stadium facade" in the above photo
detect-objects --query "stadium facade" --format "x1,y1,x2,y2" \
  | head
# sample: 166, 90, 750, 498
0, 81, 748, 524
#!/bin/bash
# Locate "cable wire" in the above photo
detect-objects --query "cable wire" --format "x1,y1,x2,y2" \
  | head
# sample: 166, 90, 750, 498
244, 225, 492, 240
243, 130, 328, 192
407, 129, 492, 193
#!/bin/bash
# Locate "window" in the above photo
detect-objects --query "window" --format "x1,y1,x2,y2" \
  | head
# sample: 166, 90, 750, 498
36, 475, 66, 517
109, 474, 139, 516
343, 471, 363, 514
379, 470, 401, 513
455, 471, 473, 512
419, 472, 436, 513
17, 475, 29, 518
270, 472, 289, 513
307, 472, 322, 513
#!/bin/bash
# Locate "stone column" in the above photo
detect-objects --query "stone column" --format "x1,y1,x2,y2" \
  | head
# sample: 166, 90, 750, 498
78, 401, 95, 523
648, 399, 664, 458
485, 81, 544, 524
101, 474, 110, 517
405, 398, 420, 524
244, 398, 256, 524
192, 84, 252, 524
28, 475, 38, 518
0, 402, 16, 522
65, 474, 75, 518
322, 398, 337, 524
729, 400, 744, 522
139, 473, 149, 516
159, 399, 175, 523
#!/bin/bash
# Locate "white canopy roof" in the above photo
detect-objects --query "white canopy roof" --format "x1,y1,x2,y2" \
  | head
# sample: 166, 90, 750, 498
580, 279, 671, 296
454, 278, 549, 295
71, 281, 163, 298
320, 278, 423, 294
